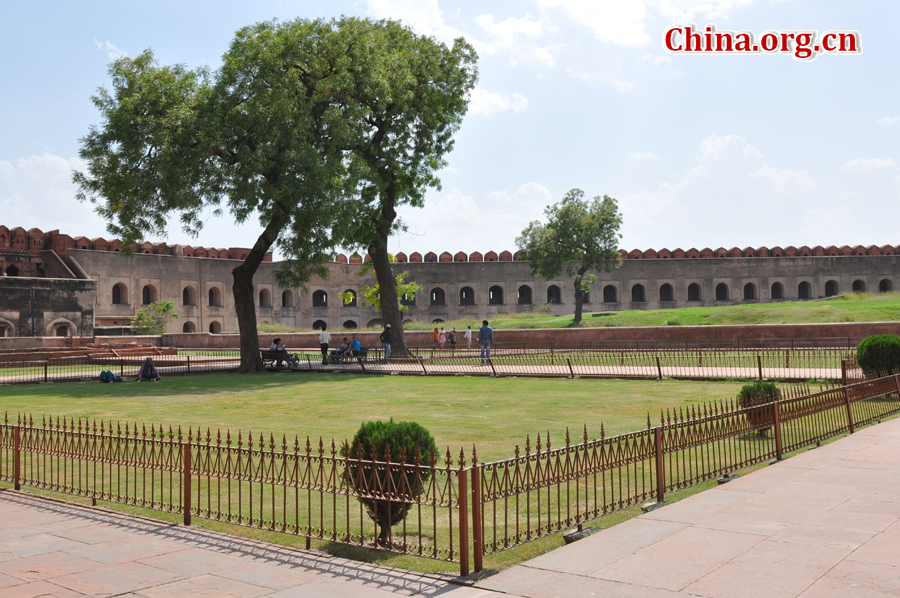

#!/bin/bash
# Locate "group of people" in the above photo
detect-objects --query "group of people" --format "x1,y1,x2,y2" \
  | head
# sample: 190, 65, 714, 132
432, 325, 482, 350
317, 324, 370, 363
268, 338, 301, 367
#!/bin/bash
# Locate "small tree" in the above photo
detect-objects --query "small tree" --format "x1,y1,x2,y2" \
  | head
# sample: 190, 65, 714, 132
344, 419, 437, 546
516, 189, 622, 325
856, 334, 900, 375
338, 255, 422, 315
129, 301, 179, 335
738, 381, 780, 437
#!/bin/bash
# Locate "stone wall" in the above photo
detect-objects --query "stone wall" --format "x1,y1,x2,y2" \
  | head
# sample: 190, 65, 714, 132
0, 277, 96, 337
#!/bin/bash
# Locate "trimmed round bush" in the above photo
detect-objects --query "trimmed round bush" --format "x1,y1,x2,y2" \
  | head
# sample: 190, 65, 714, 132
856, 334, 900, 375
738, 381, 780, 437
344, 419, 438, 545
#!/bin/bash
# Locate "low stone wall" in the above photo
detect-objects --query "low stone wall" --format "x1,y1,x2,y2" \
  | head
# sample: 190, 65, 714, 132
80, 320, 900, 350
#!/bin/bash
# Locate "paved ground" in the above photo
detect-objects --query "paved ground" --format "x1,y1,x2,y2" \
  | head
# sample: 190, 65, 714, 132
482, 416, 900, 598
1, 417, 897, 597
0, 492, 510, 598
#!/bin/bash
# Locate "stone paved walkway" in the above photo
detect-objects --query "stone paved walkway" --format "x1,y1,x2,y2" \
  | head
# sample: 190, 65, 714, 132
0, 492, 510, 598
481, 416, 900, 598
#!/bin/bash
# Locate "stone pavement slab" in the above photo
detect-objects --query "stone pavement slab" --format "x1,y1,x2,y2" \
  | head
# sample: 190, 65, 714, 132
0, 490, 518, 598
481, 416, 900, 598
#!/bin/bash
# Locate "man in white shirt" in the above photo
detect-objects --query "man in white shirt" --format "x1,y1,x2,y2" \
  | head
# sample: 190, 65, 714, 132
464, 325, 472, 349
318, 325, 331, 365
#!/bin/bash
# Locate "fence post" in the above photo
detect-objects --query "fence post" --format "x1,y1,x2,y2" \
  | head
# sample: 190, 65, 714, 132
566, 358, 574, 379
841, 360, 847, 386
895, 374, 900, 399
420, 358, 427, 375
656, 357, 662, 380
773, 401, 783, 461
458, 464, 470, 577
182, 442, 192, 525
488, 359, 497, 377
13, 426, 20, 490
843, 386, 855, 434
120, 359, 124, 377
43, 363, 48, 383
654, 427, 665, 503
471, 464, 483, 573
550, 347, 554, 365
187, 355, 191, 373
757, 355, 763, 380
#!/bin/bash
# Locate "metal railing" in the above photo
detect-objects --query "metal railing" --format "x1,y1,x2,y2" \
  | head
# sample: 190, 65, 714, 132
2, 374, 898, 575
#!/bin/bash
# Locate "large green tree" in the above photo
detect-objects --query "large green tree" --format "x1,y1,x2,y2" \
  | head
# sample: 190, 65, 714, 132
339, 22, 477, 356
516, 189, 623, 325
74, 17, 476, 370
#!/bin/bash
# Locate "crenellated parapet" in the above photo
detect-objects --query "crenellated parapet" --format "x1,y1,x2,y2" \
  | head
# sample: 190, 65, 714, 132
0, 225, 272, 262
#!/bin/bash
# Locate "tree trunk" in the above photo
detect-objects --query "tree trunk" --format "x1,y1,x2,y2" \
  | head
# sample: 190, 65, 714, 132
232, 212, 287, 373
369, 242, 409, 357
572, 267, 587, 325
367, 182, 409, 357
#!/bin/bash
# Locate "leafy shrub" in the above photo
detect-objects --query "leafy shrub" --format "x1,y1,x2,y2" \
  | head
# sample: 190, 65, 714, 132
344, 419, 438, 545
856, 334, 900, 375
738, 381, 780, 437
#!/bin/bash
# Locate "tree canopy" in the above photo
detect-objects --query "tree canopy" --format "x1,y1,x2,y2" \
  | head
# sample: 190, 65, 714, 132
516, 189, 623, 324
74, 17, 477, 369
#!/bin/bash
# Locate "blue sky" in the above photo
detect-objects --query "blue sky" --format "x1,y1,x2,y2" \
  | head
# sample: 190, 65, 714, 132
1, 0, 897, 257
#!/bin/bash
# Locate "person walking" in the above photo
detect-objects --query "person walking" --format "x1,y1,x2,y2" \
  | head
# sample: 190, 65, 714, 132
439, 327, 446, 348
433, 327, 440, 346
464, 325, 472, 349
449, 328, 458, 353
379, 324, 392, 364
478, 319, 493, 365
318, 324, 331, 365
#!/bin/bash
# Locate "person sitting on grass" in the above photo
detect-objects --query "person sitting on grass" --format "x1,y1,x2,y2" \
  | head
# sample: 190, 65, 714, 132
137, 357, 160, 382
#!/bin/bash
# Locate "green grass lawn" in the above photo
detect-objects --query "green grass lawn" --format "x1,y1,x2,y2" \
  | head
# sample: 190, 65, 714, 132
1, 373, 750, 460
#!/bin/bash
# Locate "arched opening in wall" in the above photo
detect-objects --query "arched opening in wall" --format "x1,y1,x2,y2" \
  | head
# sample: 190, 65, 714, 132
4, 265, 18, 277
517, 285, 532, 305
715, 283, 729, 301
182, 286, 197, 306
825, 280, 839, 297
209, 321, 222, 334
688, 283, 702, 301
547, 285, 561, 304
659, 284, 674, 302
258, 288, 272, 307
182, 321, 197, 333
313, 319, 327, 330
112, 282, 128, 304
880, 279, 893, 293
852, 280, 866, 293
208, 287, 222, 307
798, 281, 811, 300
142, 285, 158, 305
432, 319, 444, 324
50, 319, 75, 337
489, 286, 503, 305
631, 284, 646, 303
367, 319, 384, 328
282, 291, 294, 307
342, 320, 357, 329
602, 285, 617, 303
771, 282, 784, 300
430, 288, 445, 306
0, 320, 12, 337
312, 291, 328, 307
342, 289, 357, 307
401, 293, 416, 307
743, 283, 757, 300
459, 286, 475, 306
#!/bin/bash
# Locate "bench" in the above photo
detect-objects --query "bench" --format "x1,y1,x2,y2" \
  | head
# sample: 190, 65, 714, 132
260, 350, 299, 368
327, 347, 370, 363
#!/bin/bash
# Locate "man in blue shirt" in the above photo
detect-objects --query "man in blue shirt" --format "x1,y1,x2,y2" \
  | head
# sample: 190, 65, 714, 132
478, 320, 493, 365
346, 335, 362, 360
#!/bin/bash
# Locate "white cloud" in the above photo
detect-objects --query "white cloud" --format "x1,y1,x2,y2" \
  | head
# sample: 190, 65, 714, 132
538, 0, 649, 46
364, 0, 465, 43
802, 205, 857, 240
468, 87, 529, 116
564, 52, 633, 92
474, 14, 555, 67
0, 153, 104, 231
657, 0, 760, 22
842, 158, 898, 172
93, 39, 127, 60
751, 163, 814, 196
633, 151, 660, 160
878, 116, 899, 125
394, 182, 552, 253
